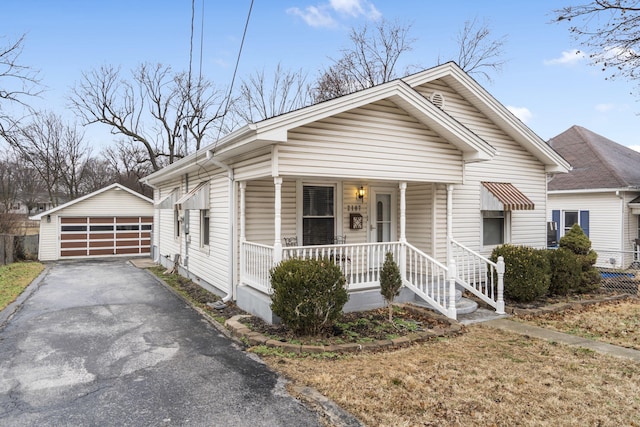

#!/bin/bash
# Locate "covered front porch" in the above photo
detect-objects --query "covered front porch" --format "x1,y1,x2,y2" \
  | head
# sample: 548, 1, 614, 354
235, 177, 506, 323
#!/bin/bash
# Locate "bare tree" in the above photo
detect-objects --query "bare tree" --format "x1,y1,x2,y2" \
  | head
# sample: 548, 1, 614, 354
313, 19, 416, 102
453, 18, 508, 83
69, 63, 228, 171
234, 63, 311, 123
0, 153, 19, 213
103, 139, 154, 197
0, 34, 41, 139
6, 112, 89, 207
555, 1, 640, 87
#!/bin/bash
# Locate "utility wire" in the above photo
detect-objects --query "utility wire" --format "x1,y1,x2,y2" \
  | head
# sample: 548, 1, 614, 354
213, 0, 254, 147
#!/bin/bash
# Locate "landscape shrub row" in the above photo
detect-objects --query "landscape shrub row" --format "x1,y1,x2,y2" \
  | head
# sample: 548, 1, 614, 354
491, 224, 600, 303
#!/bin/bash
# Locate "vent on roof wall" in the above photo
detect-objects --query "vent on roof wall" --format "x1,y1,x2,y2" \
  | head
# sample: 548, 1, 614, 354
430, 92, 445, 109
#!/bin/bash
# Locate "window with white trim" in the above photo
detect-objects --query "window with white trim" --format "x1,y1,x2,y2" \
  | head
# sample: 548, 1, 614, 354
303, 185, 334, 246
482, 210, 510, 246
201, 209, 210, 246
563, 211, 579, 234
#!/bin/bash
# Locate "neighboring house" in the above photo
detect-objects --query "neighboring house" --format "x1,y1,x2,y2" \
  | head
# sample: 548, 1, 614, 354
547, 125, 640, 268
30, 183, 154, 261
144, 62, 570, 323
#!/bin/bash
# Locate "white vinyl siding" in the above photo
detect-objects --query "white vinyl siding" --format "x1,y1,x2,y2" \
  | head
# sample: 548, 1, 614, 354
279, 100, 463, 182
548, 192, 631, 252
413, 80, 548, 254
405, 182, 433, 254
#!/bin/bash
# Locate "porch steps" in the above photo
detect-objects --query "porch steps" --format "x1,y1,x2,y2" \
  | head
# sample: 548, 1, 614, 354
410, 286, 479, 315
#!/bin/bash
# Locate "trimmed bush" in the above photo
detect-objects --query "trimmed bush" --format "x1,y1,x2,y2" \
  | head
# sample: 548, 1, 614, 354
491, 244, 550, 303
379, 252, 402, 322
547, 248, 581, 296
559, 224, 600, 293
270, 257, 348, 335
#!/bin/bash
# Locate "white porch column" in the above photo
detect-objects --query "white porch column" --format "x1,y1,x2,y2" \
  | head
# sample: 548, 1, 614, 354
399, 182, 407, 282
399, 182, 407, 243
239, 182, 246, 243
273, 177, 283, 264
446, 184, 453, 266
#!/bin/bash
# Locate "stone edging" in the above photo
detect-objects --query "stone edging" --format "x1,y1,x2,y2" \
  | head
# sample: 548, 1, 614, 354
224, 303, 464, 354
506, 294, 636, 317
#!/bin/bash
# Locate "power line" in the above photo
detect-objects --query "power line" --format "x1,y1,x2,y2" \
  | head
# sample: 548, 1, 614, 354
214, 0, 254, 145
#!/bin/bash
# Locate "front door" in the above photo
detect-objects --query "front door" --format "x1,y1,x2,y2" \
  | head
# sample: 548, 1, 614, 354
369, 188, 396, 243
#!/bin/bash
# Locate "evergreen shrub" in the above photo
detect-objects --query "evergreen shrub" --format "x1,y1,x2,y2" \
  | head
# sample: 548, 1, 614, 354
270, 257, 348, 335
491, 244, 550, 303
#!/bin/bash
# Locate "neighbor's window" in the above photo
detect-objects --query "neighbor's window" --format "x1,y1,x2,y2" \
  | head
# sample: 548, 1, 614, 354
563, 211, 578, 234
483, 210, 505, 246
201, 209, 210, 246
303, 185, 334, 246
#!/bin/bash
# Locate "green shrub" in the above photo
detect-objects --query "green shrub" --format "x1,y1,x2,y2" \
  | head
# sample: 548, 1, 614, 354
559, 224, 601, 293
379, 252, 402, 322
491, 244, 550, 303
270, 257, 348, 335
547, 248, 581, 296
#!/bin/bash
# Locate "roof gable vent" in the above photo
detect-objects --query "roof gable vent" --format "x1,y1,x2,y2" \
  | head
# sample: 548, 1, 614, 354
430, 92, 445, 109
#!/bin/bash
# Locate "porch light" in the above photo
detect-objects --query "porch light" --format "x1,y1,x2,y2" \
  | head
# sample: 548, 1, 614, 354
47, 214, 51, 223
357, 186, 365, 201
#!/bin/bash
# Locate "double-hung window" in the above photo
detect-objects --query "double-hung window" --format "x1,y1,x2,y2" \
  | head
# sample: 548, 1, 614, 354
303, 185, 334, 246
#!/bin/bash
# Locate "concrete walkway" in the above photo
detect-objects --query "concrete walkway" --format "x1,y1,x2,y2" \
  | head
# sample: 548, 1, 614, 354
481, 318, 640, 363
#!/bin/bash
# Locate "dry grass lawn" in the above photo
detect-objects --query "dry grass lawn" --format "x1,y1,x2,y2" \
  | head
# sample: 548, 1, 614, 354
259, 301, 640, 426
516, 298, 640, 350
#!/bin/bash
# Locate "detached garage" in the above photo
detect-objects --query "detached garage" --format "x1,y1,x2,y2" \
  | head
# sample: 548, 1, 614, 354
31, 184, 154, 261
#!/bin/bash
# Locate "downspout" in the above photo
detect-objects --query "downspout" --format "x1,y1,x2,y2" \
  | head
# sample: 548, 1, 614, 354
206, 150, 235, 303
617, 190, 624, 265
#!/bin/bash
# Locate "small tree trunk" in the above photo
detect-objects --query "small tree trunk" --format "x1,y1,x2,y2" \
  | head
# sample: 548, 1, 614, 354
388, 303, 393, 323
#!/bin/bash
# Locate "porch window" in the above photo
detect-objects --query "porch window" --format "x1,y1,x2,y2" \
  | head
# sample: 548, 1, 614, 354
303, 185, 334, 245
482, 210, 505, 246
201, 209, 210, 246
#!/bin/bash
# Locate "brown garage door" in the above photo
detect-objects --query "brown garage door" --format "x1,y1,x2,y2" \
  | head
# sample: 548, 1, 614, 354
60, 216, 152, 258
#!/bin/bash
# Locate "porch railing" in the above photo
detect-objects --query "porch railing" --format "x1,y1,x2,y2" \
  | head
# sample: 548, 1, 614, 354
241, 241, 274, 294
451, 239, 505, 314
403, 242, 456, 318
282, 242, 402, 291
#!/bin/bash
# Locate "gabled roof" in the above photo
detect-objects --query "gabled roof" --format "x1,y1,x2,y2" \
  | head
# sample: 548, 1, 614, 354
548, 125, 640, 191
30, 183, 153, 220
145, 62, 570, 184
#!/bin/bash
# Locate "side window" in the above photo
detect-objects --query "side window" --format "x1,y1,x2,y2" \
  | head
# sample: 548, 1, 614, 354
201, 209, 210, 246
482, 210, 506, 246
174, 208, 181, 238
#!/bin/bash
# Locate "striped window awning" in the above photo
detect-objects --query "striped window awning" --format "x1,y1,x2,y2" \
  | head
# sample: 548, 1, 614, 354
481, 182, 535, 211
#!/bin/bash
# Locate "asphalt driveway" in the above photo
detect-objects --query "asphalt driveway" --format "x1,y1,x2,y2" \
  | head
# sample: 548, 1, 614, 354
0, 259, 323, 426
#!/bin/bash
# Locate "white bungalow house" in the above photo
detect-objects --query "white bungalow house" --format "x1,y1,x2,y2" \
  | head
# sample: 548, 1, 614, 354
144, 62, 570, 323
547, 126, 640, 268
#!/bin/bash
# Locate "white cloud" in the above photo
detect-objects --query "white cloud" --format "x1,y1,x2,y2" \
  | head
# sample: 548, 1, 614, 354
543, 49, 585, 66
287, 6, 337, 28
289, 1, 381, 28
629, 145, 640, 153
507, 106, 533, 124
595, 103, 615, 112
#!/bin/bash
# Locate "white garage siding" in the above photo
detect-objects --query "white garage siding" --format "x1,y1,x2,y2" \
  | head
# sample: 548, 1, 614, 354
35, 184, 153, 261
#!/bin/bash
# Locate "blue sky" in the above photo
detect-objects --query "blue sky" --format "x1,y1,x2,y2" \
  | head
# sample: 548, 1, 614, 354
3, 0, 640, 151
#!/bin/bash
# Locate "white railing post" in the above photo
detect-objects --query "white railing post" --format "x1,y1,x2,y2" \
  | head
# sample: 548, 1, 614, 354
496, 256, 505, 314
399, 182, 407, 282
273, 177, 283, 264
447, 258, 457, 319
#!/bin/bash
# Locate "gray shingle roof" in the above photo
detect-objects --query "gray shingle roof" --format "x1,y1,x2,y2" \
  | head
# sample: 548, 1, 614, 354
548, 125, 640, 191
